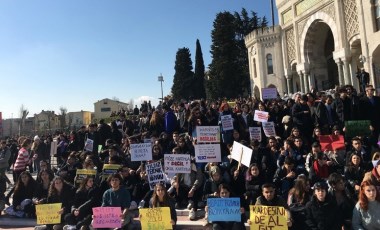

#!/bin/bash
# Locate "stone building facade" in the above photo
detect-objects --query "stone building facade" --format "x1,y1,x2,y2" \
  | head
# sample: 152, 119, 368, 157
245, 0, 380, 97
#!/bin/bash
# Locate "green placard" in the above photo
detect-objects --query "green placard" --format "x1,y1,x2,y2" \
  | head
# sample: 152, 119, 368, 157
345, 120, 371, 137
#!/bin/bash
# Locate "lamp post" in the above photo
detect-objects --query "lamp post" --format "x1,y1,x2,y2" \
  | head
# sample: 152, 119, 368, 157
158, 74, 164, 101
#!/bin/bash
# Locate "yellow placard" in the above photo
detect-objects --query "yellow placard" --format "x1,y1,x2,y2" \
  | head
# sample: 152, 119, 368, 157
76, 169, 97, 175
35, 203, 62, 224
227, 101, 236, 109
249, 205, 288, 230
139, 207, 172, 230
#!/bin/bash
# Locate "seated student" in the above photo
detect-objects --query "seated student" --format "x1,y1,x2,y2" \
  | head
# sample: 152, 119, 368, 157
5, 171, 37, 218
101, 173, 132, 228
273, 157, 298, 199
147, 183, 177, 229
309, 151, 331, 185
135, 169, 151, 209
64, 176, 101, 230
244, 163, 265, 206
305, 181, 342, 230
33, 169, 54, 205
248, 183, 292, 228
58, 153, 82, 185
203, 166, 225, 199
205, 183, 246, 230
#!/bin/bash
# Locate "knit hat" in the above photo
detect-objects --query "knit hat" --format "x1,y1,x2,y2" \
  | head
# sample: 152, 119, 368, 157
34, 135, 40, 141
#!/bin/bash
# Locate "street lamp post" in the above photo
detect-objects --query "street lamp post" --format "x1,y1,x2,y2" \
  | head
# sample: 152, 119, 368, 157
158, 74, 164, 101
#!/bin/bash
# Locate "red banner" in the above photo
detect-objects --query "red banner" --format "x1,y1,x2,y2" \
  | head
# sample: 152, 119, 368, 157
319, 135, 345, 151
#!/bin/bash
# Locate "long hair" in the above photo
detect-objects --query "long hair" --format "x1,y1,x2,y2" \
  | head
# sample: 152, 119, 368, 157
36, 169, 54, 184
246, 163, 260, 181
151, 183, 171, 208
14, 171, 35, 193
48, 176, 65, 197
358, 180, 380, 211
288, 174, 309, 204
150, 111, 163, 126
77, 175, 95, 192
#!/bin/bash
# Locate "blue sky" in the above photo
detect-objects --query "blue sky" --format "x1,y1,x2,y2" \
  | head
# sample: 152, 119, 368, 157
0, 0, 276, 119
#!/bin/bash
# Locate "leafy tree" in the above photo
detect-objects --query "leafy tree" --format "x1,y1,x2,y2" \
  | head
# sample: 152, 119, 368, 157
171, 47, 194, 101
194, 39, 206, 99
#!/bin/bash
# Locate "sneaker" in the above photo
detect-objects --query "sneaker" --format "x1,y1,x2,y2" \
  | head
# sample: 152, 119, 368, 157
189, 210, 196, 220
129, 201, 138, 210
63, 225, 76, 230
187, 201, 193, 210
138, 200, 145, 209
34, 225, 47, 230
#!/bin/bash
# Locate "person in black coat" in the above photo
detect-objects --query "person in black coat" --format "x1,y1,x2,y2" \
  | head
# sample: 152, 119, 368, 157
359, 85, 380, 147
356, 68, 370, 93
291, 94, 313, 143
305, 181, 343, 230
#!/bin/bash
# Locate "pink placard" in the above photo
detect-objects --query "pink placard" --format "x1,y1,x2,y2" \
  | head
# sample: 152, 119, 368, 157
92, 207, 122, 228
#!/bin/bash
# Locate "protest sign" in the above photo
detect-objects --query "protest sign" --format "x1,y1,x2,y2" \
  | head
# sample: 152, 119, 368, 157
102, 164, 121, 180
262, 88, 278, 100
92, 207, 122, 228
262, 122, 276, 137
254, 110, 269, 122
84, 138, 94, 152
249, 127, 262, 142
227, 101, 236, 109
164, 154, 191, 174
250, 205, 288, 230
207, 198, 241, 222
35, 203, 62, 224
146, 161, 165, 190
130, 143, 152, 161
194, 144, 221, 163
319, 135, 345, 151
50, 139, 58, 156
139, 207, 172, 230
345, 120, 371, 137
231, 141, 253, 168
98, 145, 103, 153
196, 126, 220, 143
220, 114, 234, 131
75, 169, 97, 185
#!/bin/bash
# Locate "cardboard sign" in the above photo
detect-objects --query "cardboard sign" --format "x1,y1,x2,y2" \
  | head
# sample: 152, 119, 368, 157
164, 154, 191, 174
84, 138, 94, 152
130, 143, 152, 161
98, 145, 103, 153
319, 135, 345, 151
231, 141, 253, 168
50, 139, 58, 156
146, 161, 165, 190
207, 198, 241, 222
75, 169, 97, 185
345, 120, 371, 137
92, 207, 122, 228
196, 126, 221, 143
254, 110, 269, 122
35, 203, 62, 224
194, 144, 222, 163
227, 101, 236, 109
250, 205, 288, 230
262, 122, 276, 137
139, 207, 172, 230
249, 127, 262, 142
102, 164, 121, 180
262, 88, 278, 100
220, 114, 234, 131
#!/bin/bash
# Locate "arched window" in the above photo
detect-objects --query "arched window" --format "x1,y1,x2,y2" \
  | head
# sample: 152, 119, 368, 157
266, 54, 274, 74
373, 0, 380, 31
253, 58, 257, 78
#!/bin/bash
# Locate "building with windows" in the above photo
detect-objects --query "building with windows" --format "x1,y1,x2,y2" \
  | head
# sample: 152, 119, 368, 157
66, 110, 92, 130
93, 98, 129, 120
245, 0, 380, 97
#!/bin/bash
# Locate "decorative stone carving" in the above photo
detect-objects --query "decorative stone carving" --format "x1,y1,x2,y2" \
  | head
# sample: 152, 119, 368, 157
286, 28, 296, 64
296, 0, 320, 15
343, 0, 359, 40
320, 2, 335, 22
297, 17, 310, 37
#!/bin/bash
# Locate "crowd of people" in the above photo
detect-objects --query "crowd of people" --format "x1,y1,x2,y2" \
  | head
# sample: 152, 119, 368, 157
0, 83, 380, 230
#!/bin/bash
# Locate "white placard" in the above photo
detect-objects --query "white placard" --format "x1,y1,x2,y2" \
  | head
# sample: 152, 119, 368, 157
230, 141, 253, 168
146, 161, 165, 190
194, 144, 221, 163
50, 139, 58, 156
84, 138, 94, 152
196, 126, 220, 143
164, 154, 191, 174
254, 110, 269, 122
262, 122, 276, 137
249, 127, 262, 142
262, 87, 277, 99
220, 114, 233, 131
130, 143, 152, 161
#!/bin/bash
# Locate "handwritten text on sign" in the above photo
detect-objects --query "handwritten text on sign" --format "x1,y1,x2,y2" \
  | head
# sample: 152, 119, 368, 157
254, 110, 269, 123
220, 114, 234, 131
207, 198, 241, 222
140, 207, 172, 230
131, 143, 152, 161
164, 154, 191, 173
35, 203, 62, 224
194, 144, 221, 163
250, 205, 288, 230
196, 126, 221, 143
92, 207, 122, 228
146, 161, 165, 190
249, 127, 262, 142
262, 122, 276, 137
